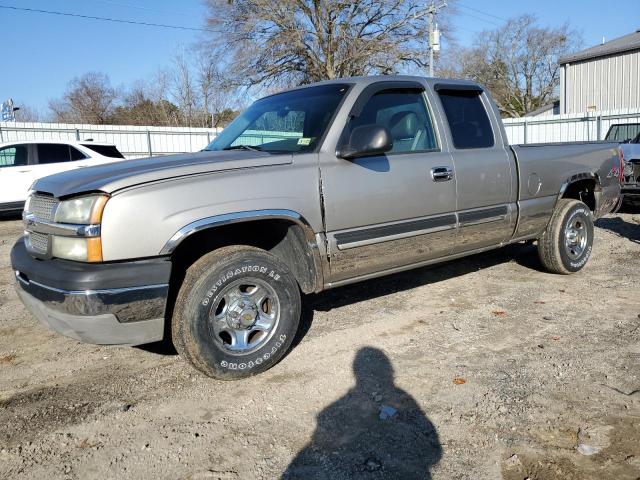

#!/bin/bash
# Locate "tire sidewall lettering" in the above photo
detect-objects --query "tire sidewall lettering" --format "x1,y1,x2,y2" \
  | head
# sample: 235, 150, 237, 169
218, 334, 287, 370
195, 259, 289, 371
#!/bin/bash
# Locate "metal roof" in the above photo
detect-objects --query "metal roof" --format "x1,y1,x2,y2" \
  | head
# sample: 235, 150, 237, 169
559, 30, 640, 64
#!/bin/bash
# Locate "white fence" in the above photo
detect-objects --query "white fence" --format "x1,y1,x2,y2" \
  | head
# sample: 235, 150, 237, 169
503, 108, 640, 144
3, 107, 640, 157
0, 121, 221, 159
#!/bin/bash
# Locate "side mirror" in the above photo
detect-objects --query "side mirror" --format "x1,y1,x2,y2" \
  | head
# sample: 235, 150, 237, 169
338, 125, 393, 159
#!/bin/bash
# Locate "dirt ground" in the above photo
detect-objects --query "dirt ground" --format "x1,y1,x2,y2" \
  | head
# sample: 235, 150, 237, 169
0, 211, 639, 480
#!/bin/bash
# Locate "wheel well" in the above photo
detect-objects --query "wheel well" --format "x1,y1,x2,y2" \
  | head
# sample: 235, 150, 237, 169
168, 219, 320, 297
562, 179, 598, 211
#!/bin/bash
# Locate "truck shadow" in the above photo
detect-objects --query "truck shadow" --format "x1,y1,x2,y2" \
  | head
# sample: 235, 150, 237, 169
595, 216, 640, 244
281, 347, 441, 479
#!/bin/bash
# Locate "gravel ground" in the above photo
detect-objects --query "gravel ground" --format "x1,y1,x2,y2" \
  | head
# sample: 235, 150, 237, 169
0, 212, 639, 480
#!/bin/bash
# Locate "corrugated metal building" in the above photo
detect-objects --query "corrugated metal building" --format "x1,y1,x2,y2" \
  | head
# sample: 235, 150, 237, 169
559, 30, 640, 114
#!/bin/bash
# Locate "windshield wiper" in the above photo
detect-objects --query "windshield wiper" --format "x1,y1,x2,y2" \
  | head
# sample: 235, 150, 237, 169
222, 144, 262, 152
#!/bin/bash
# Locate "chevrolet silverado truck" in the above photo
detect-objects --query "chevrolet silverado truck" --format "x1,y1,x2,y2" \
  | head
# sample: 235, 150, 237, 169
11, 76, 622, 380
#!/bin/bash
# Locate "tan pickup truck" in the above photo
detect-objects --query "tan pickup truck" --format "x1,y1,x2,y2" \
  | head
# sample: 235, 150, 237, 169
12, 75, 622, 379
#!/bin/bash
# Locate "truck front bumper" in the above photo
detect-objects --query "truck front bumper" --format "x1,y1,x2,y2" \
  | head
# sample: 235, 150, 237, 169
11, 239, 171, 346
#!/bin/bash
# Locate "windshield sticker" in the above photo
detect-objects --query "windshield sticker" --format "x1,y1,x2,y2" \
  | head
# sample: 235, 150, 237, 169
297, 137, 312, 145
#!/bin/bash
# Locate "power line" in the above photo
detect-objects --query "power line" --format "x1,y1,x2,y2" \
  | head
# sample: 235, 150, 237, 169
89, 0, 196, 19
456, 9, 501, 27
456, 2, 508, 22
0, 4, 220, 33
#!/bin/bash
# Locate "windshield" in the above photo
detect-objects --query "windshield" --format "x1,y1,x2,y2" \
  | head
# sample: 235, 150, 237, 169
205, 84, 350, 154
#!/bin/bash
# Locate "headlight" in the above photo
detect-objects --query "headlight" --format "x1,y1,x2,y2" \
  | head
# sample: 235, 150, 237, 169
49, 194, 108, 262
54, 194, 109, 224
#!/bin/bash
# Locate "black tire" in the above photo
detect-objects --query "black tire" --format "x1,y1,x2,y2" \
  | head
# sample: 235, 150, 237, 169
172, 245, 301, 380
537, 199, 594, 274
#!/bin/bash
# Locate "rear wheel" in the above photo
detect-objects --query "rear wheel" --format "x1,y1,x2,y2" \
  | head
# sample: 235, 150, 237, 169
172, 245, 301, 380
537, 199, 594, 274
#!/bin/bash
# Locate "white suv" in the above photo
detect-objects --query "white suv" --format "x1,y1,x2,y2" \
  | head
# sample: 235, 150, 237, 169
0, 140, 126, 212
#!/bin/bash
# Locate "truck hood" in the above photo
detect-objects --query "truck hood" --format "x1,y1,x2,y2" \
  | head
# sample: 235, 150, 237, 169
33, 150, 292, 198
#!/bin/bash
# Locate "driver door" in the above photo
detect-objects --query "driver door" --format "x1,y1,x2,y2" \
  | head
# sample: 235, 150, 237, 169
321, 83, 458, 284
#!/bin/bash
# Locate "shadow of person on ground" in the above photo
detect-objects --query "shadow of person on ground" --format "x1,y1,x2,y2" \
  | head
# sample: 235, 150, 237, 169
282, 347, 441, 480
596, 216, 640, 244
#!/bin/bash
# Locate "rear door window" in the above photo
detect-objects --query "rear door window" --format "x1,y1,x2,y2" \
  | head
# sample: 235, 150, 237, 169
0, 145, 28, 167
37, 144, 73, 164
438, 90, 494, 149
81, 144, 125, 158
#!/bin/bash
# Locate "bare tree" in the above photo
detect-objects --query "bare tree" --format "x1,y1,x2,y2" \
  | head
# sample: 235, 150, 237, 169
440, 15, 580, 117
195, 48, 242, 128
203, 0, 454, 88
49, 72, 118, 124
148, 69, 182, 126
110, 82, 180, 126
172, 53, 199, 127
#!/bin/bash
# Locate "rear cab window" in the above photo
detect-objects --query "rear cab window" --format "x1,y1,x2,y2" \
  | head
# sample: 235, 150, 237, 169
437, 88, 494, 149
81, 144, 125, 158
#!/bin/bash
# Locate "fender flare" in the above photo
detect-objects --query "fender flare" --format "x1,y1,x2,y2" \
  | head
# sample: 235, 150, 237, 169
557, 172, 601, 199
159, 209, 324, 293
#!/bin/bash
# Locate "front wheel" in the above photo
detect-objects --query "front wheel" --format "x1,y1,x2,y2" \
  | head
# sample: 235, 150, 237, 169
537, 199, 594, 274
172, 245, 301, 380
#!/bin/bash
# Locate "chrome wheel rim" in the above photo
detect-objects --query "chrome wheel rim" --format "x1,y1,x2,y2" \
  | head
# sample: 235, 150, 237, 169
209, 277, 280, 355
564, 215, 588, 260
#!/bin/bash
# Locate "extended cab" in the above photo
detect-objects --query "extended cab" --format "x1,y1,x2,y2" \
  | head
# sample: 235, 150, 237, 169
11, 76, 622, 379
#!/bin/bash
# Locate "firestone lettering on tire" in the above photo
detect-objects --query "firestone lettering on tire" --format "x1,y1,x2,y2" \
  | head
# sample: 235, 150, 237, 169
219, 334, 287, 370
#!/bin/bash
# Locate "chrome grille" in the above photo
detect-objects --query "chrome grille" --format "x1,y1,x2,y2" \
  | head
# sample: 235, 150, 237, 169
27, 232, 49, 255
28, 194, 58, 221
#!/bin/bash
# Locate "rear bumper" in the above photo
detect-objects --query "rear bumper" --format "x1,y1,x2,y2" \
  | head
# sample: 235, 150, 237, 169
11, 239, 171, 345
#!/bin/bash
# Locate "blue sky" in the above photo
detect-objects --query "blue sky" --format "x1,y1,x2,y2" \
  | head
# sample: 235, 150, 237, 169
1, 0, 639, 113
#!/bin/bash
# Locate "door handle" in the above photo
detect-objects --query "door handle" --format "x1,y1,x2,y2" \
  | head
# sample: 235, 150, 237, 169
430, 166, 454, 182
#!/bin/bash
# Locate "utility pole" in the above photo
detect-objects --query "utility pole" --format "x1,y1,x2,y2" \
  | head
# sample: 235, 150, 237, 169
427, 2, 446, 77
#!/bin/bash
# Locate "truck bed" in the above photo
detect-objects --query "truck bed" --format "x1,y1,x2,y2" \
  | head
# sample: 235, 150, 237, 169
509, 141, 621, 239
